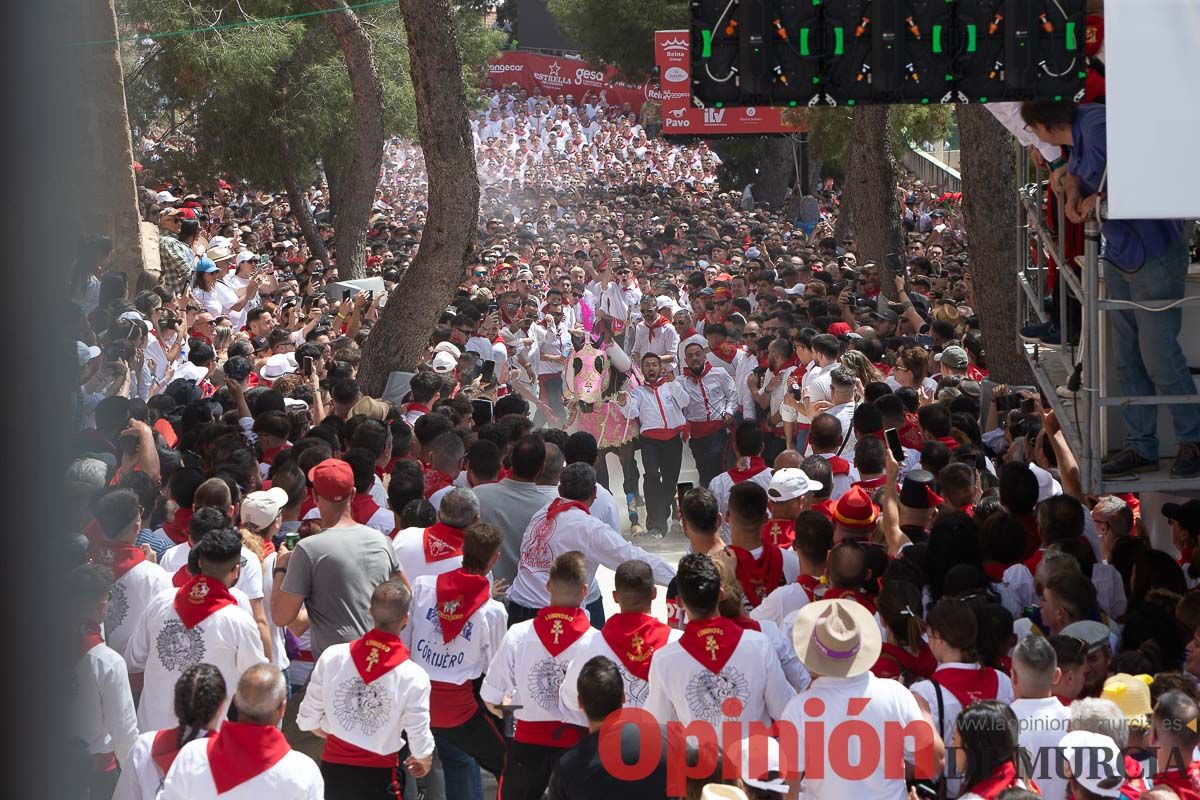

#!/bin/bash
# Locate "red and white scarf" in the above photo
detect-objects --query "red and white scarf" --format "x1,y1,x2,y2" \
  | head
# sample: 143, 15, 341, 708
727, 456, 768, 484
601, 612, 671, 682
174, 576, 237, 630
435, 569, 491, 643
422, 521, 466, 563
97, 541, 146, 581
348, 628, 411, 683
161, 507, 193, 545
679, 616, 744, 673
350, 492, 381, 526
532, 606, 591, 657
731, 544, 784, 607
761, 518, 795, 549
933, 664, 1000, 707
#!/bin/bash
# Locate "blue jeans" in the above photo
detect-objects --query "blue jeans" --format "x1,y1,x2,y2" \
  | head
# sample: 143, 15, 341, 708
434, 732, 483, 800
1104, 236, 1200, 459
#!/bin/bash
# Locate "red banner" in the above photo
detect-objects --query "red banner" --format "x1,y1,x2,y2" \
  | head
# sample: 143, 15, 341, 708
486, 51, 658, 114
654, 30, 806, 136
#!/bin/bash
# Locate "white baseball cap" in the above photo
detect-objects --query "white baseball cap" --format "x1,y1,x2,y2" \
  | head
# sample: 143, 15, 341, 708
235, 251, 258, 266
767, 468, 822, 502
261, 353, 297, 379
1058, 730, 1124, 798
155, 190, 178, 204
433, 341, 462, 359
430, 352, 457, 374
241, 487, 289, 529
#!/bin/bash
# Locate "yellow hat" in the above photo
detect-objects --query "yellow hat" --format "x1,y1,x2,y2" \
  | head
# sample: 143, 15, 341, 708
1101, 673, 1154, 728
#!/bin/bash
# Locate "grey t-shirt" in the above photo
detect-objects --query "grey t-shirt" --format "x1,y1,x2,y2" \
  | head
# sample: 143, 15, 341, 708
281, 523, 399, 658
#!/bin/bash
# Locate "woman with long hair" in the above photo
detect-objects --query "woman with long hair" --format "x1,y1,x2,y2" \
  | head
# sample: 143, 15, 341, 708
954, 701, 1034, 799
839, 349, 883, 388
712, 556, 809, 691
872, 579, 936, 685
112, 664, 226, 800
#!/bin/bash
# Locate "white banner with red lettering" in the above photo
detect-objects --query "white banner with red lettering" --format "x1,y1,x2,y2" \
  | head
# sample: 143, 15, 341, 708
487, 51, 659, 114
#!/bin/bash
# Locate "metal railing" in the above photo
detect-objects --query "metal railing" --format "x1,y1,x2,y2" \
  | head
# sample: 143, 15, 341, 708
902, 147, 961, 192
1015, 153, 1200, 494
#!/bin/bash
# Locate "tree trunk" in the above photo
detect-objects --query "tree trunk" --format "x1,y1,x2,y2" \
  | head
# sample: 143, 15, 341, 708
80, 0, 146, 286
310, 0, 385, 281
835, 106, 905, 300
282, 163, 328, 263
753, 137, 794, 210
956, 105, 1033, 384
358, 0, 481, 396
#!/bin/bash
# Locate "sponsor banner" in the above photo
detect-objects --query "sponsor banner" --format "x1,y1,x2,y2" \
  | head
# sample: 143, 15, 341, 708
486, 51, 655, 113
654, 30, 807, 136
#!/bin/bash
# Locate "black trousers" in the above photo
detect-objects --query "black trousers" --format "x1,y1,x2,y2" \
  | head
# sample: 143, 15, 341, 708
597, 440, 641, 501
433, 704, 508, 778
688, 429, 728, 488
639, 435, 683, 532
321, 760, 402, 800
499, 741, 569, 800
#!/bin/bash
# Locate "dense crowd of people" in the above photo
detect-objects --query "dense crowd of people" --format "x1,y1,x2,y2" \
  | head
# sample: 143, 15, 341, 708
66, 69, 1200, 800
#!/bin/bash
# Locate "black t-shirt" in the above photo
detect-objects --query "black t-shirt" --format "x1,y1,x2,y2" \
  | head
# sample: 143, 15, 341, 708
546, 724, 673, 800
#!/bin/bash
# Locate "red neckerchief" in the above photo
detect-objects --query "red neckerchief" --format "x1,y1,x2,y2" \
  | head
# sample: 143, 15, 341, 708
761, 518, 795, 548
731, 615, 761, 631
407, 403, 431, 416
97, 541, 146, 581
823, 586, 877, 614
852, 475, 887, 491
982, 561, 1009, 582
646, 314, 669, 341
150, 727, 192, 776
435, 569, 491, 643
811, 498, 835, 521
681, 326, 698, 338
825, 455, 851, 476
727, 456, 768, 484
898, 419, 924, 451
798, 573, 827, 599
964, 762, 1021, 800
711, 341, 739, 363
1152, 767, 1200, 800
80, 622, 104, 658
775, 356, 799, 372
679, 616, 744, 673
173, 576, 237, 630
687, 362, 713, 381
349, 628, 411, 683
601, 612, 671, 682
532, 606, 591, 658
206, 722, 291, 794
932, 664, 1000, 707
872, 641, 937, 682
162, 507, 193, 545
1182, 546, 1195, 568
935, 435, 960, 451
423, 468, 455, 499
350, 492, 381, 525
529, 497, 590, 546
260, 442, 290, 466
731, 544, 784, 607
423, 521, 466, 563
1123, 756, 1149, 800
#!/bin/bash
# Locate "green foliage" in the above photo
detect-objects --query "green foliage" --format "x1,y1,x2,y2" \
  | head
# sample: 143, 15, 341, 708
546, 0, 688, 78
807, 105, 955, 174
119, 0, 503, 187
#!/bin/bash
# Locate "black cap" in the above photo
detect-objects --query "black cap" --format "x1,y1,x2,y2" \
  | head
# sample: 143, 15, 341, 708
871, 308, 899, 323
899, 470, 941, 509
1163, 499, 1200, 532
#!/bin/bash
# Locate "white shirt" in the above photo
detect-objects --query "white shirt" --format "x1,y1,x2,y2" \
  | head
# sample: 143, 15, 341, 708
161, 738, 323, 800
794, 362, 837, 425
758, 618, 811, 692
403, 574, 508, 686
480, 618, 599, 725
261, 551, 289, 671
113, 729, 212, 800
911, 662, 1015, 796
1011, 696, 1071, 800
780, 672, 929, 800
508, 505, 675, 609
296, 640, 435, 759
393, 526, 464, 586
630, 319, 680, 368
598, 282, 642, 323
559, 619, 683, 725
76, 641, 139, 767
125, 587, 266, 731
680, 367, 739, 424
621, 379, 690, 434
750, 582, 814, 629
104, 560, 171, 657
708, 466, 773, 541
160, 542, 264, 601
645, 624, 793, 745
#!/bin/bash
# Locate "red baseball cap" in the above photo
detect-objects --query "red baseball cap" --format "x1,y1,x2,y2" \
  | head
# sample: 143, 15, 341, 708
308, 458, 355, 502
827, 322, 852, 336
